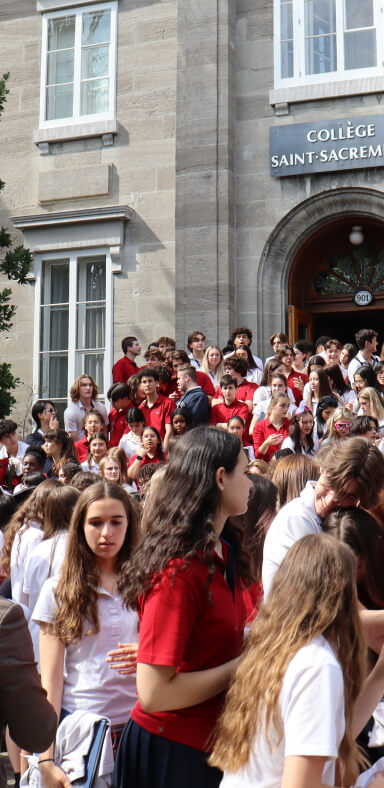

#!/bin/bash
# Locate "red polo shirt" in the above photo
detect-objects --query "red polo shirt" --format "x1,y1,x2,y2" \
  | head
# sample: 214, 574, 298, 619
138, 394, 176, 439
112, 356, 138, 383
108, 405, 133, 447
131, 543, 246, 751
216, 381, 257, 402
210, 398, 249, 427
253, 416, 290, 462
287, 370, 307, 406
74, 436, 89, 463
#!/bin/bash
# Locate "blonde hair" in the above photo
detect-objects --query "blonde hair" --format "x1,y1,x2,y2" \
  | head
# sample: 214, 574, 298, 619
200, 345, 225, 386
210, 533, 367, 786
358, 387, 384, 421
266, 391, 289, 416
326, 406, 354, 441
99, 447, 129, 484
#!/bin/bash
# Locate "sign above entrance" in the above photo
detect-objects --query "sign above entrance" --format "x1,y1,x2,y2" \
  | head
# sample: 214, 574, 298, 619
270, 115, 384, 178
354, 289, 373, 307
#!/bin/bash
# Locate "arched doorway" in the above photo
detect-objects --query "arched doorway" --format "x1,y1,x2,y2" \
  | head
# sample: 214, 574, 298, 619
257, 187, 384, 351
288, 215, 384, 343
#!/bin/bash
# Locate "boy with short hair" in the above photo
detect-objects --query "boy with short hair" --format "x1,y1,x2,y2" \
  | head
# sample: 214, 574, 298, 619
138, 368, 176, 441
209, 375, 249, 428
108, 383, 134, 447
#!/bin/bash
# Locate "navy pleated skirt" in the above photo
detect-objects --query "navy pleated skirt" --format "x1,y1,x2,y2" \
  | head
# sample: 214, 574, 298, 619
112, 719, 223, 788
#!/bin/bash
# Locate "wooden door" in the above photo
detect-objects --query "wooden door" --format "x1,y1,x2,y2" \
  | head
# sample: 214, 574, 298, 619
288, 305, 313, 344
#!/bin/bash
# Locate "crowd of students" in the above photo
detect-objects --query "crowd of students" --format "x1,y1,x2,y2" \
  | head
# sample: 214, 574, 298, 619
1, 326, 384, 788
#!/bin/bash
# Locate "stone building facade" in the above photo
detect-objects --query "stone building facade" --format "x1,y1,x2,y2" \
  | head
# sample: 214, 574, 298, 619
1, 0, 384, 421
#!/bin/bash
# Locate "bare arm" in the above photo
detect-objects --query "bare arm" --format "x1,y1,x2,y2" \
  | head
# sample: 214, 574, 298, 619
163, 423, 173, 452
281, 755, 326, 788
359, 605, 384, 654
353, 645, 384, 738
136, 658, 239, 713
38, 624, 71, 788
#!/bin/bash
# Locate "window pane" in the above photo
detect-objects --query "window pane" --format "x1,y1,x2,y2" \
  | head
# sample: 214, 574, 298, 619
305, 34, 336, 73
281, 41, 293, 78
76, 305, 105, 350
77, 258, 106, 301
82, 10, 110, 45
344, 30, 376, 68
345, 0, 374, 29
41, 306, 69, 352
46, 84, 73, 120
41, 261, 69, 305
281, 3, 293, 39
75, 352, 104, 393
47, 50, 74, 86
304, 0, 336, 36
48, 16, 75, 51
80, 78, 109, 115
82, 45, 109, 80
39, 354, 68, 399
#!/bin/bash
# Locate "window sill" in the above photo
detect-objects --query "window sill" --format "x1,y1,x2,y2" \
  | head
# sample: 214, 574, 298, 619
270, 75, 384, 110
37, 0, 110, 10
33, 119, 118, 152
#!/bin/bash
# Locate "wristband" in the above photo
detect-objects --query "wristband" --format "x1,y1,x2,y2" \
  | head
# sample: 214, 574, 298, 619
39, 759, 54, 765
136, 455, 143, 461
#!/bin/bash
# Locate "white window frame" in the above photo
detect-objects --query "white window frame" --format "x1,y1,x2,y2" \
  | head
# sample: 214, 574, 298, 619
39, 1, 117, 129
33, 247, 113, 404
274, 0, 384, 91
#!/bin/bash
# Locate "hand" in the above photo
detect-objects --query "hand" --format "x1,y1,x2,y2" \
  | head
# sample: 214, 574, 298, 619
292, 377, 304, 392
39, 762, 72, 788
49, 415, 60, 430
169, 391, 179, 401
265, 433, 284, 447
106, 642, 138, 675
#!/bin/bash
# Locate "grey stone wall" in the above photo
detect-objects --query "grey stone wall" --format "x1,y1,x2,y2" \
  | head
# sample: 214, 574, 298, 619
235, 0, 384, 360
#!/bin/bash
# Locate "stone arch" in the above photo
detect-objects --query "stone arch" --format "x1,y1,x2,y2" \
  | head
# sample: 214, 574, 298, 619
256, 186, 384, 350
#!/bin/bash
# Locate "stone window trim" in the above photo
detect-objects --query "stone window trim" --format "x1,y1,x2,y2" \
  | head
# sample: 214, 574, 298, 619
37, 0, 112, 10
33, 249, 111, 410
274, 0, 384, 97
11, 205, 132, 277
270, 75, 384, 110
38, 1, 118, 139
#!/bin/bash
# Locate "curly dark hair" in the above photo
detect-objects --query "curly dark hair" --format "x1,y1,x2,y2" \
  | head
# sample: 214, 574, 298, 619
118, 426, 252, 608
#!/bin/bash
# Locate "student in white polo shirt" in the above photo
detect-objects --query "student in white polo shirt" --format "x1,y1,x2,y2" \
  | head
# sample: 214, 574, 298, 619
33, 481, 140, 784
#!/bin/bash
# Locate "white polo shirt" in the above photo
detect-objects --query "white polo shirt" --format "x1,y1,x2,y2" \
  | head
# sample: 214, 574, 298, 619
33, 576, 138, 725
262, 481, 322, 600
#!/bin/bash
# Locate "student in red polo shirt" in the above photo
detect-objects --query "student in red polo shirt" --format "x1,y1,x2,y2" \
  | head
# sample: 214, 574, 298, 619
113, 426, 252, 788
112, 336, 142, 383
127, 426, 165, 482
276, 344, 307, 406
253, 392, 291, 463
221, 356, 257, 412
137, 368, 176, 442
210, 375, 249, 428
108, 383, 133, 447
74, 409, 105, 463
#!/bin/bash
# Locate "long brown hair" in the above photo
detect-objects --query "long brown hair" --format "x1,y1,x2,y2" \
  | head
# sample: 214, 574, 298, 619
210, 534, 367, 786
43, 485, 80, 539
45, 429, 77, 475
118, 426, 252, 608
52, 481, 140, 643
2, 478, 60, 576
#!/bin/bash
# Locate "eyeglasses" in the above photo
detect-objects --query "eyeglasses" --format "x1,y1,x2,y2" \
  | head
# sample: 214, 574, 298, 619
334, 422, 351, 430
44, 408, 56, 413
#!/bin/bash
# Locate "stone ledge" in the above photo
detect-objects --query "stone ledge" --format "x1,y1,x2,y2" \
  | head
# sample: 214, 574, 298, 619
33, 119, 118, 149
37, 0, 115, 11
270, 76, 384, 108
11, 205, 132, 230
